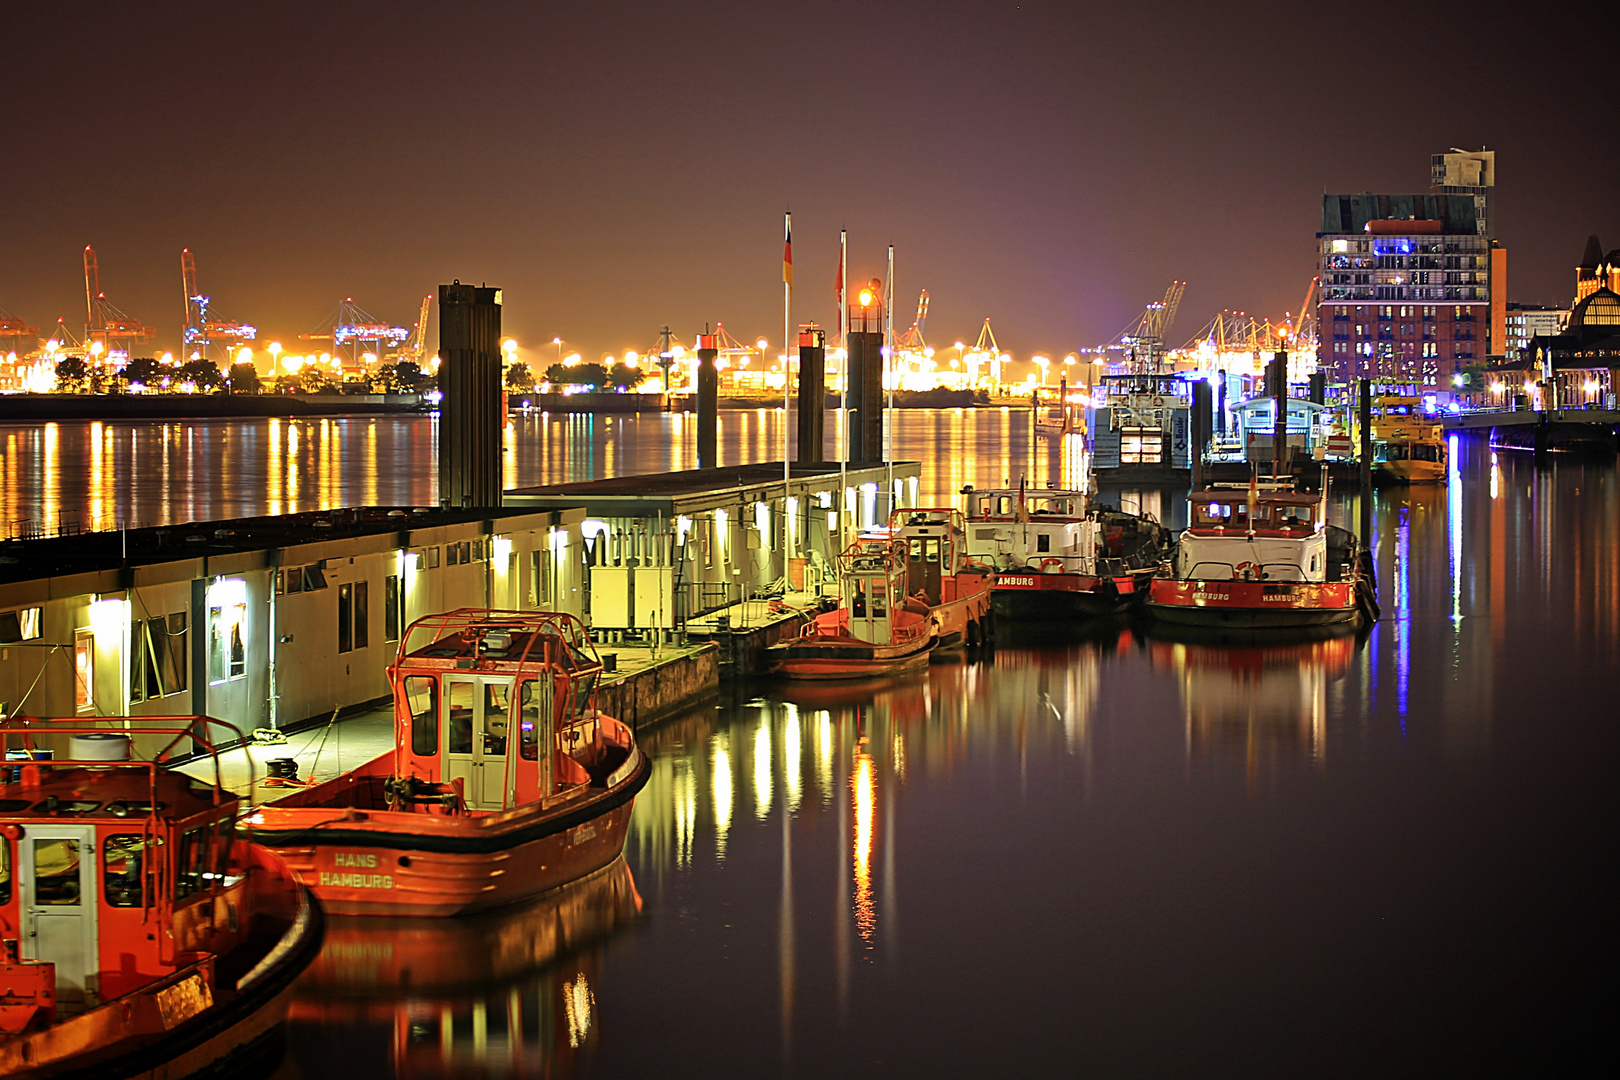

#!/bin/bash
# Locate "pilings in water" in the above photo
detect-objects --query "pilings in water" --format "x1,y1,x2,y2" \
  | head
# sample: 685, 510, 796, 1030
438, 282, 503, 509
697, 331, 719, 470
846, 328, 883, 462
796, 326, 826, 463
1191, 379, 1211, 490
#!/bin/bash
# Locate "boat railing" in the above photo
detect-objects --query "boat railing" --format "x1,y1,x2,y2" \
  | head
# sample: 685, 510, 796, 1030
395, 608, 601, 679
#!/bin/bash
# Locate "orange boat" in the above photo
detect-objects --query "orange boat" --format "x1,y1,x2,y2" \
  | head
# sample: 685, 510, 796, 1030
0, 717, 322, 1079
767, 537, 936, 679
247, 609, 651, 917
888, 508, 997, 647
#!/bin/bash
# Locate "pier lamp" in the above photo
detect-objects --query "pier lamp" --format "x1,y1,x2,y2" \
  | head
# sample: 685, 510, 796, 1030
268, 341, 281, 369
1033, 355, 1050, 386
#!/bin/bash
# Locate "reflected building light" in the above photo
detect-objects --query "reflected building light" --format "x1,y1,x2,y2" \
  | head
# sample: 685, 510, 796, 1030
817, 712, 833, 804
712, 734, 733, 860
852, 749, 876, 945
1395, 508, 1411, 732
891, 732, 906, 782
674, 756, 697, 868
1489, 451, 1499, 500
562, 972, 595, 1048
1448, 434, 1462, 622
754, 718, 773, 820
784, 703, 802, 814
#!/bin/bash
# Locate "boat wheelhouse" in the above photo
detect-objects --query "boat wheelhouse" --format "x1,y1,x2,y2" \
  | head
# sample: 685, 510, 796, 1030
0, 717, 321, 1078
1088, 372, 1193, 484
1147, 482, 1376, 628
248, 609, 649, 917
766, 537, 935, 680
1369, 392, 1446, 483
963, 486, 1168, 619
888, 509, 995, 647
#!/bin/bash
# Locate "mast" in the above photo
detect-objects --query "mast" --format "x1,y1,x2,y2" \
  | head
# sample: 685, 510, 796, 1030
885, 244, 895, 515
839, 229, 848, 559
783, 211, 793, 566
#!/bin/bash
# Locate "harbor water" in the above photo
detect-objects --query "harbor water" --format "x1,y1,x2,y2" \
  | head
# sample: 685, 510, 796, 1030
3, 413, 1612, 1075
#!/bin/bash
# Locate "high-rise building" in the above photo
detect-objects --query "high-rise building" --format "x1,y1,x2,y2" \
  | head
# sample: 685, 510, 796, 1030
1317, 148, 1500, 384
1505, 303, 1569, 358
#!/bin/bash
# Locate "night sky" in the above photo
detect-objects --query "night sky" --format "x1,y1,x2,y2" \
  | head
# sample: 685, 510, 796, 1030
4, 0, 1616, 369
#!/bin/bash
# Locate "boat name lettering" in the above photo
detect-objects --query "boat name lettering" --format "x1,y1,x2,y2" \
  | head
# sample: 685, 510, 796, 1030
319, 871, 395, 889
999, 576, 1036, 587
1192, 591, 1229, 601
570, 822, 598, 844
332, 852, 378, 868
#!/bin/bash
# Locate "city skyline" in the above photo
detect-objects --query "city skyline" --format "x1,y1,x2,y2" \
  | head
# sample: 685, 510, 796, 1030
3, 1, 1616, 363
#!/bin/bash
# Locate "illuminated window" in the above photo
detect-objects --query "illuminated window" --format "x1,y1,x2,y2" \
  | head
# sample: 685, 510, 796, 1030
0, 607, 41, 643
208, 583, 247, 684
74, 629, 94, 712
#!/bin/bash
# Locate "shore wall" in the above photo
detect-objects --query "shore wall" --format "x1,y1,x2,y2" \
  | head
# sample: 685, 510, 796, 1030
687, 612, 810, 679
596, 644, 720, 730
0, 393, 427, 421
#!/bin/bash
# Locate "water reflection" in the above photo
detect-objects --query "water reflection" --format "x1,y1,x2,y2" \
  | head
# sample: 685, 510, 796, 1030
1, 409, 1083, 530
286, 857, 641, 1079
1148, 627, 1359, 776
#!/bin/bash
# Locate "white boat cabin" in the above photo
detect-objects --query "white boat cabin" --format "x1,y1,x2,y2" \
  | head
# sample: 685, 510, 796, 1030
1175, 488, 1330, 584
838, 538, 913, 645
963, 488, 1101, 575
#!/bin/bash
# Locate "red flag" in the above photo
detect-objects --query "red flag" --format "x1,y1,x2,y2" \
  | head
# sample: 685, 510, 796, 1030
783, 218, 793, 287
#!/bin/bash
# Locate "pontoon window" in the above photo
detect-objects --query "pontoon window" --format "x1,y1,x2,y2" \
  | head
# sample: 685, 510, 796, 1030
104, 835, 148, 907
446, 679, 474, 755
406, 676, 438, 756
32, 838, 81, 905
0, 839, 9, 904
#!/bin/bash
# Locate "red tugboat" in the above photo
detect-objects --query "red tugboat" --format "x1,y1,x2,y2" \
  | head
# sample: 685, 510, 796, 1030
888, 509, 997, 647
1146, 480, 1378, 629
766, 537, 936, 679
963, 485, 1168, 619
0, 717, 322, 1079
247, 609, 650, 917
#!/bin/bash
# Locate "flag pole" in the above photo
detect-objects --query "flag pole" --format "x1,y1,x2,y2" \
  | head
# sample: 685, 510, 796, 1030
886, 243, 895, 519
838, 228, 848, 561
783, 211, 793, 576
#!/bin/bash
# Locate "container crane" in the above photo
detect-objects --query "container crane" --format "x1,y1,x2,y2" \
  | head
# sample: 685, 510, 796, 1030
180, 249, 257, 363
0, 306, 39, 357
394, 295, 432, 366
83, 245, 156, 357
301, 298, 411, 373
895, 290, 929, 351
1114, 280, 1186, 373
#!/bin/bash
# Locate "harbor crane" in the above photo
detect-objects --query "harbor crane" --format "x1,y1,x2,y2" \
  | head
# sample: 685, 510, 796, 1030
1114, 279, 1186, 373
301, 298, 411, 372
393, 295, 433, 366
895, 290, 929, 351
83, 245, 156, 356
0, 306, 39, 356
180, 248, 257, 363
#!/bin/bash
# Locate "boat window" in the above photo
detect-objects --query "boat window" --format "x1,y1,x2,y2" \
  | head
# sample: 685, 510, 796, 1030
31, 799, 101, 815
104, 835, 148, 907
210, 818, 233, 887
405, 675, 437, 756
32, 838, 82, 905
175, 826, 206, 901
851, 580, 867, 618
519, 679, 550, 761
483, 682, 511, 756
447, 680, 475, 755
995, 496, 1012, 516
573, 672, 597, 721
872, 583, 887, 617
1037, 533, 1051, 553
102, 800, 166, 817
0, 839, 9, 904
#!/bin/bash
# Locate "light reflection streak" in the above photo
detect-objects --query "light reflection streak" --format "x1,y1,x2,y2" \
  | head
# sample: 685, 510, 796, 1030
673, 756, 696, 868
562, 972, 594, 1048
852, 748, 876, 945
1395, 507, 1411, 735
711, 734, 732, 860
1448, 434, 1462, 623
784, 704, 801, 814
754, 719, 773, 820
816, 713, 832, 804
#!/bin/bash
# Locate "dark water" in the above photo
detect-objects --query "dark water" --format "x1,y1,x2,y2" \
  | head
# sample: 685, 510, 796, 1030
7, 415, 1611, 1074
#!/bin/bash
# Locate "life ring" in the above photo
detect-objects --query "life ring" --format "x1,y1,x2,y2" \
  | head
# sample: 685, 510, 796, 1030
1151, 395, 1165, 408
1040, 558, 1065, 574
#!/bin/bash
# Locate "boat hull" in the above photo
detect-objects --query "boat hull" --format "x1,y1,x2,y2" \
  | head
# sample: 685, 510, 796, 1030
990, 572, 1138, 619
768, 636, 935, 680
1146, 579, 1361, 628
0, 853, 324, 1080
1377, 460, 1446, 484
249, 750, 651, 917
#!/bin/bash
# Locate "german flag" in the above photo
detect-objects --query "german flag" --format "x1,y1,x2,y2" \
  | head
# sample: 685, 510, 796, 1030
782, 215, 793, 287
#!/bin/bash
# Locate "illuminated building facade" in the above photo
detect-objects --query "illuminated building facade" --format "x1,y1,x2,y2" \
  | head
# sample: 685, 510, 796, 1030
1576, 235, 1620, 301
1318, 149, 1502, 383
1505, 303, 1569, 358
